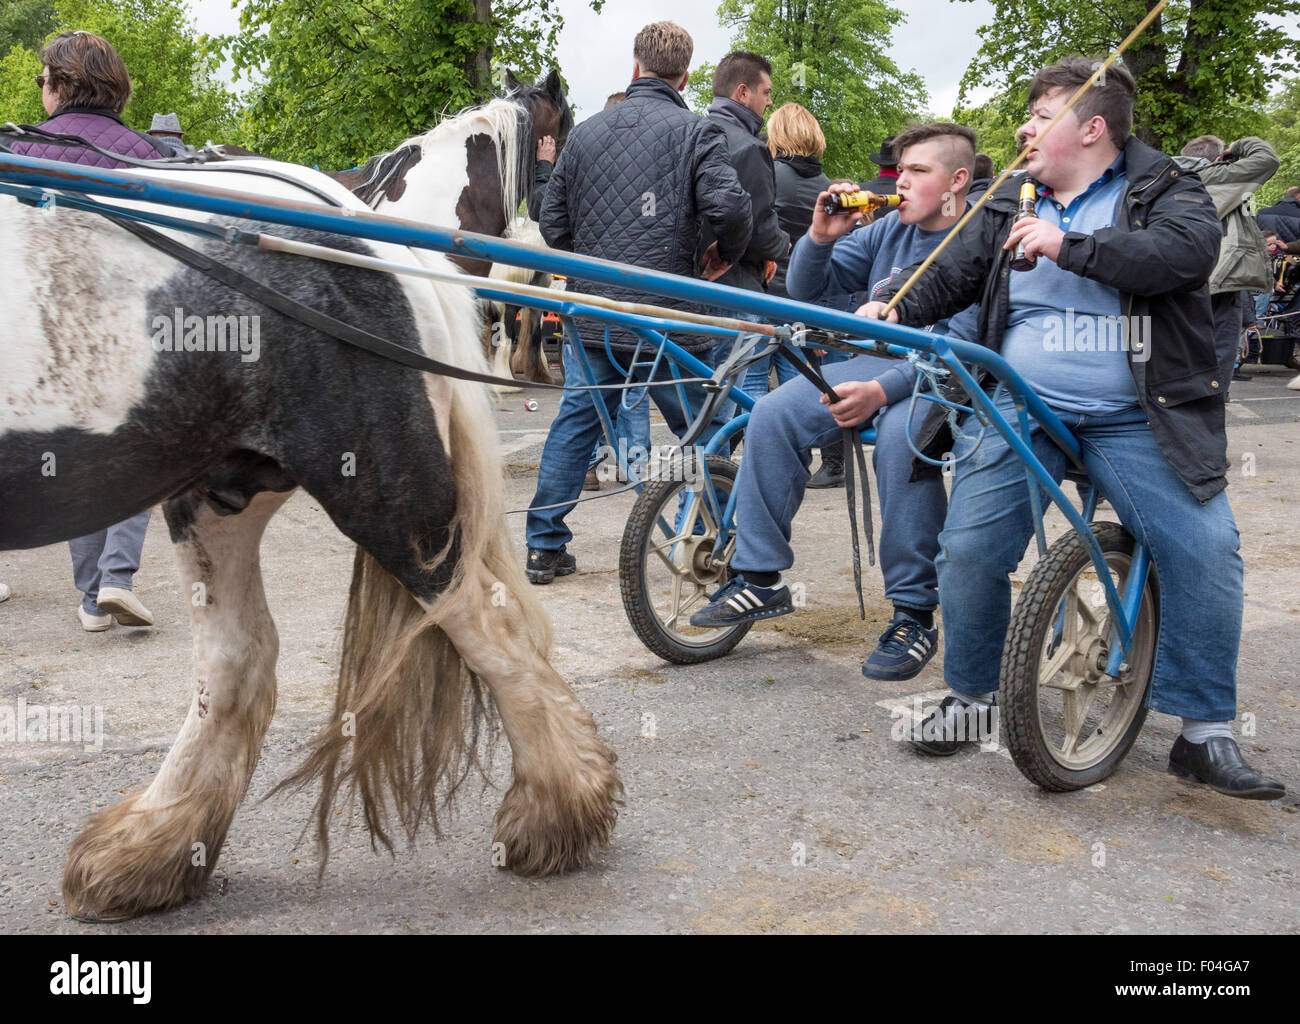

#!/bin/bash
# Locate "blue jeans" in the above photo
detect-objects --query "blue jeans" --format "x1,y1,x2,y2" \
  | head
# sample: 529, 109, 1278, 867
938, 396, 1242, 721
588, 387, 651, 472
68, 509, 151, 614
731, 354, 945, 611
740, 348, 805, 400
526, 340, 723, 550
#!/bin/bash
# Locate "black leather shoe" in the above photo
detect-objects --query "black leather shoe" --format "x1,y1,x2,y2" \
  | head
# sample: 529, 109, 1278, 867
1168, 735, 1285, 800
526, 546, 576, 585
909, 694, 996, 756
1231, 368, 1253, 382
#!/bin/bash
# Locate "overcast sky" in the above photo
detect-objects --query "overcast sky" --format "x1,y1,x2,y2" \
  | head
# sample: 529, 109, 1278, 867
189, 0, 998, 120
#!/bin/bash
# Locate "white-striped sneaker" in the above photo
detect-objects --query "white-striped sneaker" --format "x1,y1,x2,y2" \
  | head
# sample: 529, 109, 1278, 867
0, 583, 11, 603
689, 574, 793, 627
862, 613, 938, 681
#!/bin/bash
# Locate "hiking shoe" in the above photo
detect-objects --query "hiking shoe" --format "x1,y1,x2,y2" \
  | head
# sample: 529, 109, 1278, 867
862, 613, 938, 681
909, 693, 996, 756
807, 453, 845, 489
688, 574, 792, 627
526, 546, 576, 585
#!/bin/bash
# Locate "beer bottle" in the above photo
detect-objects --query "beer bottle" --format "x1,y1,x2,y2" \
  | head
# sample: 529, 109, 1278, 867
822, 190, 901, 217
1010, 181, 1039, 272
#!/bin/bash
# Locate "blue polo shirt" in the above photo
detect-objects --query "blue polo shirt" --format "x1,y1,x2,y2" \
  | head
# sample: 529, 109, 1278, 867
999, 153, 1139, 415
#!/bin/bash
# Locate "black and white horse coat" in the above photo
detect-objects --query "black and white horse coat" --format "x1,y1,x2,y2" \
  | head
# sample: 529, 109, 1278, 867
0, 159, 620, 920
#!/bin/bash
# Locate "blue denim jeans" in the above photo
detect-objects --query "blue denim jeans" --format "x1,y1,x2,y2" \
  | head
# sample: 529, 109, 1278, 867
526, 340, 723, 551
588, 386, 651, 472
731, 354, 945, 610
938, 396, 1242, 721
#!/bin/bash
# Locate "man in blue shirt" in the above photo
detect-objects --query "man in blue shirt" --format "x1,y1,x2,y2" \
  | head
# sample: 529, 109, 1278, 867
868, 58, 1283, 799
690, 123, 977, 683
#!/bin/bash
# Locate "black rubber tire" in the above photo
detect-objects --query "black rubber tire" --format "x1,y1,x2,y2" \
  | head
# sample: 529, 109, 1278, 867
1000, 521, 1160, 792
619, 453, 752, 664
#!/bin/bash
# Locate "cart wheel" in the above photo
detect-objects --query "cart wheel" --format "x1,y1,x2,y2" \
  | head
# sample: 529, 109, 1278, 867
1000, 522, 1159, 791
619, 454, 751, 664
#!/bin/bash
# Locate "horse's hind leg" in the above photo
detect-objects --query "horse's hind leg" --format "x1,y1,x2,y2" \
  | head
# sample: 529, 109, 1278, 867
63, 487, 291, 920
287, 422, 620, 876
435, 562, 621, 875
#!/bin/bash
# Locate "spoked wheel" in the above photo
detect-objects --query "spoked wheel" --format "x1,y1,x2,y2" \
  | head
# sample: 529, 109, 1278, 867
1001, 522, 1159, 791
619, 453, 751, 664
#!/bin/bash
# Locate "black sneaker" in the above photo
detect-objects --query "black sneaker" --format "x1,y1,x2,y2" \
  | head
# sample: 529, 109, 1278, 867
862, 614, 938, 681
526, 546, 576, 585
1231, 368, 1253, 382
688, 574, 793, 627
908, 693, 996, 756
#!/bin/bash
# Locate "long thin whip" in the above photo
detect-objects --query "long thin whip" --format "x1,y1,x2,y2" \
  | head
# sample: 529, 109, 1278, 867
881, 0, 1170, 317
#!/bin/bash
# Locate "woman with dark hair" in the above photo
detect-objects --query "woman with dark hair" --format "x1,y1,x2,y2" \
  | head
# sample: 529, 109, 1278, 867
9, 30, 162, 630
10, 30, 170, 169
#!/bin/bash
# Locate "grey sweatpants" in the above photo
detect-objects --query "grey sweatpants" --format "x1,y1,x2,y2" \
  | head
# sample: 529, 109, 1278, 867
732, 354, 946, 611
69, 509, 151, 614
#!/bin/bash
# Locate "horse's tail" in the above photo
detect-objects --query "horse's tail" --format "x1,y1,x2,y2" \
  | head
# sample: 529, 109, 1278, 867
273, 265, 570, 867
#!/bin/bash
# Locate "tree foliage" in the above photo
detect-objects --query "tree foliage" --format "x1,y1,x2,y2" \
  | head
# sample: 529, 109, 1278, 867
1256, 76, 1300, 208
687, 0, 928, 180
954, 0, 1299, 152
0, 0, 240, 141
220, 0, 603, 169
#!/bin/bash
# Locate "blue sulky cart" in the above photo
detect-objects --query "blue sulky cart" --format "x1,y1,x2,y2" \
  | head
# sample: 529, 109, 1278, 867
0, 152, 1158, 793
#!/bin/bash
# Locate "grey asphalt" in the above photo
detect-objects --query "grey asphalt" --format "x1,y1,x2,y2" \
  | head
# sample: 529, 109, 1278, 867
1, 365, 1297, 934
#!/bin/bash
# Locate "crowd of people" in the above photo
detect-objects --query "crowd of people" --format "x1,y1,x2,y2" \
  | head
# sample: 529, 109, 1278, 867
1, 23, 1291, 804
526, 21, 1290, 800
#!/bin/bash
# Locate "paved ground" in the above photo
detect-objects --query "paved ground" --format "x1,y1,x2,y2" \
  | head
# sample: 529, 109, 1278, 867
1, 364, 1297, 934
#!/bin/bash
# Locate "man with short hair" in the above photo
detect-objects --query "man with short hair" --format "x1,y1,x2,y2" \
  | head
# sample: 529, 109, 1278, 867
866, 58, 1283, 799
1175, 133, 1278, 389
698, 51, 790, 299
527, 21, 752, 583
691, 123, 978, 683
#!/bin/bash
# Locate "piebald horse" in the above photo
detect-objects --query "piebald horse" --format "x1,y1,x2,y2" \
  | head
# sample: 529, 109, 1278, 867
327, 70, 570, 385
0, 154, 620, 921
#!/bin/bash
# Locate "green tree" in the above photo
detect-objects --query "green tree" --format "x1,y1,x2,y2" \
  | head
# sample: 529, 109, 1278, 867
954, 0, 1299, 152
0, 0, 239, 140
1256, 76, 1300, 208
687, 0, 928, 180
222, 0, 603, 169
0, 0, 55, 54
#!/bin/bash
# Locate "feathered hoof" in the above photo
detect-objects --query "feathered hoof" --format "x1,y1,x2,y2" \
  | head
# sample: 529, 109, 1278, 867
493, 746, 623, 877
62, 790, 219, 921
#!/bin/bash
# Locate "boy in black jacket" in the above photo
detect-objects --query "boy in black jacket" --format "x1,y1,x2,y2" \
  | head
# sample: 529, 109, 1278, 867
866, 58, 1283, 799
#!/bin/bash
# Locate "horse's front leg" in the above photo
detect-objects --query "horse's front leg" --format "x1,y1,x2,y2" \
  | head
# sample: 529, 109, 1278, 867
63, 489, 290, 921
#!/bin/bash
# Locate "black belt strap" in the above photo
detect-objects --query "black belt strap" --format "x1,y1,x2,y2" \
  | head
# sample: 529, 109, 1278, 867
105, 215, 705, 394
776, 342, 875, 619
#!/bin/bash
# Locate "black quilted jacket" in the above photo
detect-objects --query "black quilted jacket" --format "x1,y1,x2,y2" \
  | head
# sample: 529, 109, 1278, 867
538, 75, 753, 352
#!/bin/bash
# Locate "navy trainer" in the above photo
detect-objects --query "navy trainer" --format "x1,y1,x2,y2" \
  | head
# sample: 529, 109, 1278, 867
689, 574, 793, 627
862, 613, 938, 681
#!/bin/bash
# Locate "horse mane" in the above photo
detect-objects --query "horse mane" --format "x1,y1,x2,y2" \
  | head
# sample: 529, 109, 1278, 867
402, 97, 532, 222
